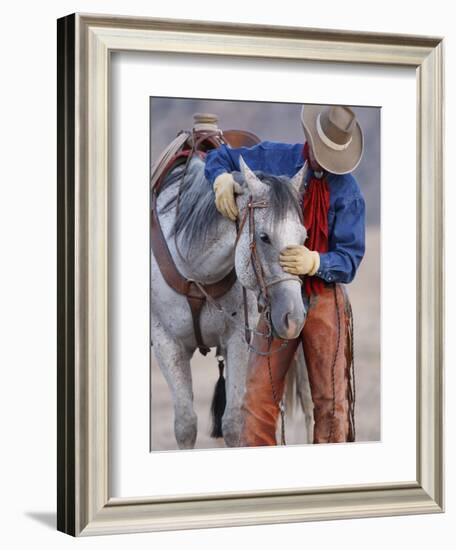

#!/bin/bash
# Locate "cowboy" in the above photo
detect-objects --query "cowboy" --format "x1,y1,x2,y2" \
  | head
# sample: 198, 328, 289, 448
204, 104, 366, 445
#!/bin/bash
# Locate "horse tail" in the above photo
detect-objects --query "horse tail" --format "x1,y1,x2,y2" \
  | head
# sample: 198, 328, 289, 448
210, 357, 226, 438
286, 346, 315, 443
284, 354, 298, 419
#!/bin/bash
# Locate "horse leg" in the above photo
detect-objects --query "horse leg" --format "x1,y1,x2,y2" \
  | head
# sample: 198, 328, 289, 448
151, 320, 197, 449
296, 346, 314, 444
220, 331, 250, 447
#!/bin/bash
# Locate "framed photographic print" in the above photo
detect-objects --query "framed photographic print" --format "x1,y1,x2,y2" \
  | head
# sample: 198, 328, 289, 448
149, 98, 380, 452
57, 13, 444, 536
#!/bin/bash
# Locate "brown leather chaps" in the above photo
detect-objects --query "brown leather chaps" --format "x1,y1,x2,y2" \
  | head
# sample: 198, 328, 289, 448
239, 283, 353, 446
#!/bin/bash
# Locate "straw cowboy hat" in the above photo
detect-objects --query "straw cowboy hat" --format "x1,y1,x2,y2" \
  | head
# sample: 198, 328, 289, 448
300, 104, 364, 175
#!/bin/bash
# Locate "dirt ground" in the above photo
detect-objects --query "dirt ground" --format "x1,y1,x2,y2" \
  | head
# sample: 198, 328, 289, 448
150, 227, 380, 451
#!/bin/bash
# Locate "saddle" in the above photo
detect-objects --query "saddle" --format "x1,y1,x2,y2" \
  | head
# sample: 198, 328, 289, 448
151, 113, 261, 355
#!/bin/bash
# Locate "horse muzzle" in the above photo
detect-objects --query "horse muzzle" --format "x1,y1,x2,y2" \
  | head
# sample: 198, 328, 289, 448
269, 286, 306, 340
272, 311, 305, 340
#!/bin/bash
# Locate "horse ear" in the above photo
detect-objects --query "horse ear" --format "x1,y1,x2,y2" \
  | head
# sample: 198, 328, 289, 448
289, 161, 308, 196
239, 155, 269, 197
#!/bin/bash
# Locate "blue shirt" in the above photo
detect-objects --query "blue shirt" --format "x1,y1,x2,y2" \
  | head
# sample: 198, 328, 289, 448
204, 141, 366, 284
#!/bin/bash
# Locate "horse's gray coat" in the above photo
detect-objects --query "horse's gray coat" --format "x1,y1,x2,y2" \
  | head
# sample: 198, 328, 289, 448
151, 156, 313, 449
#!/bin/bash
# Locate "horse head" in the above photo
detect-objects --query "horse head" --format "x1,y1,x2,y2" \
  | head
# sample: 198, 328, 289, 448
234, 156, 308, 340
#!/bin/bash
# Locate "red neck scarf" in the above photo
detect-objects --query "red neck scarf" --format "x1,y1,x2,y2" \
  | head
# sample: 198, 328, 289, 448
302, 142, 330, 296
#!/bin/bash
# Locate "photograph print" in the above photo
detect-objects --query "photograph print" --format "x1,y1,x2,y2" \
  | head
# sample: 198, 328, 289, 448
150, 98, 380, 451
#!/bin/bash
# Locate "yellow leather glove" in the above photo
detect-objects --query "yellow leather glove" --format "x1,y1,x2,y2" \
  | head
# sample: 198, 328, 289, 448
279, 245, 320, 276
213, 172, 243, 221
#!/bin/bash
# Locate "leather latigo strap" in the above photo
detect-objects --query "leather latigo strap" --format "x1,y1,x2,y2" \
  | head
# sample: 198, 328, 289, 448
151, 192, 237, 354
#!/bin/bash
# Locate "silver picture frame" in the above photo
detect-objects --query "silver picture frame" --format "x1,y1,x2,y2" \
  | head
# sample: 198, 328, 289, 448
57, 13, 444, 536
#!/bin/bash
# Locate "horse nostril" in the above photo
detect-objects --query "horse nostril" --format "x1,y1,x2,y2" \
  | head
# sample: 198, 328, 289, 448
283, 310, 304, 333
284, 312, 295, 329
282, 314, 299, 337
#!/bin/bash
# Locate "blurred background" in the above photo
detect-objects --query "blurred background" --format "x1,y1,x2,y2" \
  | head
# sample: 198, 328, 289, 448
150, 98, 380, 451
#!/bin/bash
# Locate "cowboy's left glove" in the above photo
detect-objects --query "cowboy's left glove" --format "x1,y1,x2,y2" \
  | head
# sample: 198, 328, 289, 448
279, 245, 320, 276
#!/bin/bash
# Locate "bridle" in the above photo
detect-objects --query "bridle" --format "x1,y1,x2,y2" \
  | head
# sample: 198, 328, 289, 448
191, 194, 303, 353
234, 194, 302, 340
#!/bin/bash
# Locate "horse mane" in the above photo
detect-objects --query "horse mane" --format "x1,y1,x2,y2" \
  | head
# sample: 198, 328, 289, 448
159, 156, 303, 250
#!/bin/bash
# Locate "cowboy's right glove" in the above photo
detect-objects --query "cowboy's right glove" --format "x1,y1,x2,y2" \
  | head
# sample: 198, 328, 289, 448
213, 172, 243, 221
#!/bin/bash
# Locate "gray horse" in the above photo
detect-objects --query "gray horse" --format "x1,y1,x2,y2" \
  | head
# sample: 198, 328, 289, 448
151, 155, 313, 449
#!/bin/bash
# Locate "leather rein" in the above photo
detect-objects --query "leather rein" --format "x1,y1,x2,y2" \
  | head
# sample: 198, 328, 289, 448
232, 196, 302, 355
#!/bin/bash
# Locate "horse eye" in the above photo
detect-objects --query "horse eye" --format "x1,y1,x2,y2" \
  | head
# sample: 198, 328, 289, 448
259, 232, 271, 244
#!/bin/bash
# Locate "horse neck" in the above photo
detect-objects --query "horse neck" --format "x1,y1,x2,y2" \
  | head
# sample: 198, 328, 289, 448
156, 184, 237, 284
